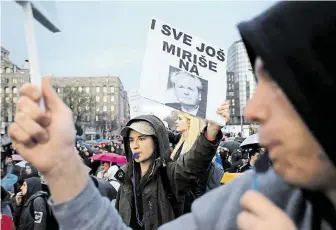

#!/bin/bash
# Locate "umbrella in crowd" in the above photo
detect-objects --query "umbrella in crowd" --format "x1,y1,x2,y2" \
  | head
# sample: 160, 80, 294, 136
76, 135, 85, 141
240, 133, 259, 148
90, 153, 127, 164
16, 160, 28, 167
12, 154, 24, 161
86, 140, 98, 145
220, 141, 241, 152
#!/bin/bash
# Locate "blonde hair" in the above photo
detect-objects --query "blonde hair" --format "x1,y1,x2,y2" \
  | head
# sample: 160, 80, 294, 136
171, 112, 206, 160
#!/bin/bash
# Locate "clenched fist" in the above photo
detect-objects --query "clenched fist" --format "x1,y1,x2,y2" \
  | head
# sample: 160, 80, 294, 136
8, 77, 76, 175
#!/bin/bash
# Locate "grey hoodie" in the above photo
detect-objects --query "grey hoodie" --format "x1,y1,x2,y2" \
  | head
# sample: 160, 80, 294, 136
50, 168, 313, 230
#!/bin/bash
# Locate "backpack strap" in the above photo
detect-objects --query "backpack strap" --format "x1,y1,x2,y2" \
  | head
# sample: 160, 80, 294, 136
159, 165, 181, 217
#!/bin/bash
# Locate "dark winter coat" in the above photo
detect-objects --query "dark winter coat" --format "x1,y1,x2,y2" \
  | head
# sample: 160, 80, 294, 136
167, 130, 217, 213
115, 115, 222, 230
14, 177, 48, 230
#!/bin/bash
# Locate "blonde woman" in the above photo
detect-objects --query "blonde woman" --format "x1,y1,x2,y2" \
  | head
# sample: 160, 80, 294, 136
169, 112, 206, 161
168, 102, 230, 214
170, 102, 229, 161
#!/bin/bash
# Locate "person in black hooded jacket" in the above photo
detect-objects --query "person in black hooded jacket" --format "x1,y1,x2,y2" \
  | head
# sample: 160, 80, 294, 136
14, 177, 48, 230
115, 114, 224, 229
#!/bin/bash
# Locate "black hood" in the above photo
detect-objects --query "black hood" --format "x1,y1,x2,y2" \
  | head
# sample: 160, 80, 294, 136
25, 177, 41, 199
237, 1, 336, 166
122, 115, 170, 163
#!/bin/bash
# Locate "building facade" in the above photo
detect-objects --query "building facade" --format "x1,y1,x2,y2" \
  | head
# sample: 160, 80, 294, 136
0, 47, 130, 139
0, 47, 30, 134
50, 76, 130, 140
226, 40, 256, 126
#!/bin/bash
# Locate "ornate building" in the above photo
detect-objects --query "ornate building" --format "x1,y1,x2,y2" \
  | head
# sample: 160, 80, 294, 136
0, 46, 130, 139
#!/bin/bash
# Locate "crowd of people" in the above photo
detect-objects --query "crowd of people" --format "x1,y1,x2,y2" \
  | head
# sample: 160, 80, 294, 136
1, 103, 234, 229
2, 1, 336, 230
1, 135, 131, 229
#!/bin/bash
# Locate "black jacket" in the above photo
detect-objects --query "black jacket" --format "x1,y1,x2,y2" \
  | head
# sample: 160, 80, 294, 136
115, 115, 222, 230
90, 176, 118, 201
14, 178, 47, 230
167, 130, 217, 213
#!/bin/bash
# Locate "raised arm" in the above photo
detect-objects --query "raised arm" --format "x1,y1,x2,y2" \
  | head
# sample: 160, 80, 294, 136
169, 124, 223, 193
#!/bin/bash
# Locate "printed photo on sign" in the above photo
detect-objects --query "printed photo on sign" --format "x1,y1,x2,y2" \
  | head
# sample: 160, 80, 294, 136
165, 66, 208, 119
139, 17, 227, 125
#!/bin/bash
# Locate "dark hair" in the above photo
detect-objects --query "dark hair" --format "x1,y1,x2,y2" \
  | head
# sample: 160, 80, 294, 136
11, 165, 22, 177
231, 150, 243, 164
249, 148, 260, 158
1, 186, 8, 200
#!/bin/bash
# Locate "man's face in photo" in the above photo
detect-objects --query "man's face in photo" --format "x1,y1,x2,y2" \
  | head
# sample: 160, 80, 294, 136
174, 74, 200, 106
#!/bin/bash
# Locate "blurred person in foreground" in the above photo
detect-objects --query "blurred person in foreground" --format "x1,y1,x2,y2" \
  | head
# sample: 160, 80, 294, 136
7, 1, 336, 230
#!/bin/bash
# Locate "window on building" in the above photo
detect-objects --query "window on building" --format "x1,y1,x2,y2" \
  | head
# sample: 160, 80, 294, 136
86, 115, 90, 122
78, 87, 83, 92
5, 97, 10, 103
96, 115, 99, 121
103, 96, 107, 102
71, 87, 75, 92
85, 105, 89, 111
106, 78, 109, 83
96, 87, 100, 93
78, 107, 82, 112
12, 87, 17, 94
103, 87, 107, 93
96, 96, 100, 102
111, 96, 115, 102
13, 97, 17, 103
103, 106, 107, 112
57, 88, 61, 93
5, 87, 10, 94
13, 78, 17, 84
110, 87, 114, 93
111, 105, 115, 112
85, 87, 90, 93
96, 108, 100, 113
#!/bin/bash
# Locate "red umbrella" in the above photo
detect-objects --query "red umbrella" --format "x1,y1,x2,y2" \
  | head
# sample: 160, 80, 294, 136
1, 214, 14, 230
90, 153, 127, 164
12, 154, 24, 161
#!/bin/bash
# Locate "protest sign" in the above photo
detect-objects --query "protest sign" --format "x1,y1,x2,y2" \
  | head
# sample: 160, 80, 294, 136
139, 18, 227, 125
129, 91, 176, 120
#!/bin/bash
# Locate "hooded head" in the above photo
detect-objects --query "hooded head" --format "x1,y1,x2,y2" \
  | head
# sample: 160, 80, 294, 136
120, 115, 170, 164
22, 177, 41, 200
238, 2, 336, 190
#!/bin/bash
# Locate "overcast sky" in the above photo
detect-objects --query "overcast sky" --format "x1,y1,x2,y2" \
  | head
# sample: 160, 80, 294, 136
1, 1, 275, 91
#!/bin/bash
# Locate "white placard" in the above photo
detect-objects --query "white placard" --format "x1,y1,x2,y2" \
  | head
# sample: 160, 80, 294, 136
139, 18, 227, 125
